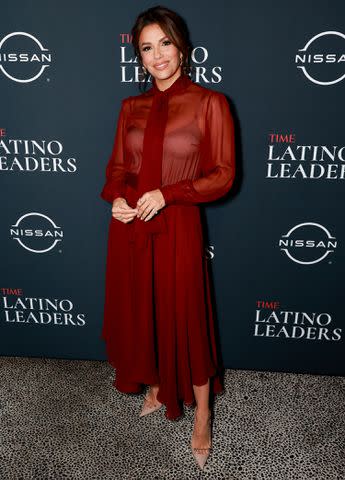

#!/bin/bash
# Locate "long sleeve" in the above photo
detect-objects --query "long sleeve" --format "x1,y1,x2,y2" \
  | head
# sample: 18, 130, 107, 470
100, 98, 130, 204
160, 91, 235, 206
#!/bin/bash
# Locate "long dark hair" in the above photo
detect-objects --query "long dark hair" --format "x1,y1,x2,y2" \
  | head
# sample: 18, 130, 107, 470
131, 5, 193, 93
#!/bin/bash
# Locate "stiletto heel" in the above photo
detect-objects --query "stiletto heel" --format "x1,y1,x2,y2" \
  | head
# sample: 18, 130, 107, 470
139, 387, 163, 417
190, 408, 213, 470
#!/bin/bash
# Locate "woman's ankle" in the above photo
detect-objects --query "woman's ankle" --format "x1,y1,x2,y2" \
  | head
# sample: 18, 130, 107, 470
195, 405, 211, 418
149, 384, 160, 396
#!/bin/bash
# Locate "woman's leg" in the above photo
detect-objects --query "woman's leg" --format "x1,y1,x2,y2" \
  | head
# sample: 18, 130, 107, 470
191, 379, 212, 449
146, 383, 161, 404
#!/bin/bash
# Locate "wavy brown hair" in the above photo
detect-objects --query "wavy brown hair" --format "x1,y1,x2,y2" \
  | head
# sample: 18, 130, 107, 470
131, 5, 193, 92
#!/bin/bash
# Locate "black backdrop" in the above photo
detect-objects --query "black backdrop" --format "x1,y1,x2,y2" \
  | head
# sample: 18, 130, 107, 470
1, 1, 344, 375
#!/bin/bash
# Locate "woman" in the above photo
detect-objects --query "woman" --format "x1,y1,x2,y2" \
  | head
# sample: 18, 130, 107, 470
100, 5, 235, 471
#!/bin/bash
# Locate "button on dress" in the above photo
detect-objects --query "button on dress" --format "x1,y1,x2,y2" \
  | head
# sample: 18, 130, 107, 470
100, 73, 236, 420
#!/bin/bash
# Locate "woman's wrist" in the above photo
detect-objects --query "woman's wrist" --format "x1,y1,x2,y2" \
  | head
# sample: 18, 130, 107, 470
113, 196, 126, 203
159, 186, 174, 206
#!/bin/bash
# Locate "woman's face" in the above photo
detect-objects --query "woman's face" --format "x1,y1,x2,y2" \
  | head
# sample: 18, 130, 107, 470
138, 23, 182, 84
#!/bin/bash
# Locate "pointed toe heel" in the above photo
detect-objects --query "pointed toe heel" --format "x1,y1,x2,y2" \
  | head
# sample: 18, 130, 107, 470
190, 409, 213, 470
139, 390, 163, 417
191, 445, 212, 471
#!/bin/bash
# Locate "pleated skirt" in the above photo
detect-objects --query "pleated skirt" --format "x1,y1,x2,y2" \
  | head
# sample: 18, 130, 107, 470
101, 204, 224, 420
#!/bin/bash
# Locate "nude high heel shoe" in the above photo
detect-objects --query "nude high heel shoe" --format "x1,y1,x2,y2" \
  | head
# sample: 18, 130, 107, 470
139, 388, 163, 417
190, 408, 213, 471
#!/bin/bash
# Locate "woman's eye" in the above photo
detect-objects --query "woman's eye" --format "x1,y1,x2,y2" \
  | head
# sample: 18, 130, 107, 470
142, 40, 171, 52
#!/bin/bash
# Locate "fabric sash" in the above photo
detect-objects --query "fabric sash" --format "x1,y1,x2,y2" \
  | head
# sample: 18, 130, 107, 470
126, 73, 192, 248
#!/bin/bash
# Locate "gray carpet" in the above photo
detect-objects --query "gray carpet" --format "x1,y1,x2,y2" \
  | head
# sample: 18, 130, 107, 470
0, 356, 344, 480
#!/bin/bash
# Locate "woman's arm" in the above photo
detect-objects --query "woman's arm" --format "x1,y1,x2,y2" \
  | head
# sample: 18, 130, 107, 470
159, 91, 235, 206
100, 98, 130, 204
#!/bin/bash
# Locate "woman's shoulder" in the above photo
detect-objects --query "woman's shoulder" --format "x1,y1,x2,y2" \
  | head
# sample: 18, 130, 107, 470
190, 80, 227, 101
188, 83, 232, 122
120, 95, 135, 107
120, 92, 149, 111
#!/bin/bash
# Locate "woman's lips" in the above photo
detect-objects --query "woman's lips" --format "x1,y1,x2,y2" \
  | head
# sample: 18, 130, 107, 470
154, 61, 169, 70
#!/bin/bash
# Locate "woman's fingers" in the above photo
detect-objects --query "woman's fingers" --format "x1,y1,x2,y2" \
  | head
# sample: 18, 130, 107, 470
137, 198, 157, 219
112, 203, 137, 214
117, 204, 137, 213
113, 211, 136, 219
113, 212, 137, 223
143, 208, 157, 222
136, 199, 148, 217
111, 198, 139, 223
138, 203, 156, 220
122, 215, 137, 223
112, 197, 159, 223
112, 205, 138, 223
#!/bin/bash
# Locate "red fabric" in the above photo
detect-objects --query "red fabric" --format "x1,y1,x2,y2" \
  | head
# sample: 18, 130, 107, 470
100, 72, 236, 420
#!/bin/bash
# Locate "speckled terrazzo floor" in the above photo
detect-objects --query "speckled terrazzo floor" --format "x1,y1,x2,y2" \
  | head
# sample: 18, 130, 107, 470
0, 357, 344, 480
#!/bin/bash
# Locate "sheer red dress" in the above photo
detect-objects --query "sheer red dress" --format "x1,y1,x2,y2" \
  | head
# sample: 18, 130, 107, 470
100, 72, 236, 420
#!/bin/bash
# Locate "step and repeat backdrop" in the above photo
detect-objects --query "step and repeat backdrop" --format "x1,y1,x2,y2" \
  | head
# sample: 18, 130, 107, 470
1, 1, 344, 374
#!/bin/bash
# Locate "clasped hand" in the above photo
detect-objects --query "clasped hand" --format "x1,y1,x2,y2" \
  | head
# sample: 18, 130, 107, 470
112, 189, 165, 224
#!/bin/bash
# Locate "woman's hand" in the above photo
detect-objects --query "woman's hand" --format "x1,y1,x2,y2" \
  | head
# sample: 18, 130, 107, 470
136, 189, 166, 222
112, 197, 138, 223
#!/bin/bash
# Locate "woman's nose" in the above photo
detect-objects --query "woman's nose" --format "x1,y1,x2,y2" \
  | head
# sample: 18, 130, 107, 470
153, 47, 162, 59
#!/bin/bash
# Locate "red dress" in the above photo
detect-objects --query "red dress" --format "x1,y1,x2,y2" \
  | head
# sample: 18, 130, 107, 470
100, 73, 236, 420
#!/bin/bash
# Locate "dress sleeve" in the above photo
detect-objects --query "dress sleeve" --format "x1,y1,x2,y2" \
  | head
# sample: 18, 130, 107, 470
160, 91, 235, 206
100, 98, 130, 204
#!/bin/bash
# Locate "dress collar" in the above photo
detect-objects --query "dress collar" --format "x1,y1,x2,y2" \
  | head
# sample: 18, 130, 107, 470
146, 72, 192, 96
